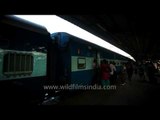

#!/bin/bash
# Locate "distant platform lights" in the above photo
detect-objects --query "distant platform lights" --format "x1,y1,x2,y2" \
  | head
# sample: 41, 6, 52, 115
12, 15, 136, 62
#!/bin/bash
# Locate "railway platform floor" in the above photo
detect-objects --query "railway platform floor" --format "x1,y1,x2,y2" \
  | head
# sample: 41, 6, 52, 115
43, 72, 160, 106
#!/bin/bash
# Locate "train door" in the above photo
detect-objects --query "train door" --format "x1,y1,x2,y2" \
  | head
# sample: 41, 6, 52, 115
93, 50, 101, 66
46, 38, 61, 97
91, 50, 101, 85
47, 33, 68, 97
47, 39, 56, 83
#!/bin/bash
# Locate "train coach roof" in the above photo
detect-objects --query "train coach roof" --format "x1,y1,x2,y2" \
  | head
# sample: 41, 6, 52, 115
0, 15, 49, 35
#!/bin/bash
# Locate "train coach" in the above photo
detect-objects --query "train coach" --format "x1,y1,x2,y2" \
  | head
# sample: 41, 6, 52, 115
0, 16, 49, 105
0, 15, 131, 105
49, 32, 129, 87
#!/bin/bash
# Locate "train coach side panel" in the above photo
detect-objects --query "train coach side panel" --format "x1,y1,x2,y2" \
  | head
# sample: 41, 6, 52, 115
32, 52, 47, 77
71, 56, 94, 85
0, 50, 47, 81
70, 39, 95, 85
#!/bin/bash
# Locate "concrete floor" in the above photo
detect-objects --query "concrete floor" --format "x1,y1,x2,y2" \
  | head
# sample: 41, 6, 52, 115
54, 83, 160, 105
44, 73, 160, 106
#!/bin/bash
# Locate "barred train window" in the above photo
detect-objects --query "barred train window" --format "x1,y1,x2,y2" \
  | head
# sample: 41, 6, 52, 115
3, 52, 33, 76
77, 57, 86, 69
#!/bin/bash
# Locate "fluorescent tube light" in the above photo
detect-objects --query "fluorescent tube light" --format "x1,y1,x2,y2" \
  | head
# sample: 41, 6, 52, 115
13, 15, 135, 61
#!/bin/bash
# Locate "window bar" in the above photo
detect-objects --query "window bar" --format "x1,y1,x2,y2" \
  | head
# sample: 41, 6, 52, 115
14, 53, 16, 74
31, 55, 33, 72
8, 53, 10, 73
24, 54, 26, 73
19, 54, 22, 74
29, 55, 31, 72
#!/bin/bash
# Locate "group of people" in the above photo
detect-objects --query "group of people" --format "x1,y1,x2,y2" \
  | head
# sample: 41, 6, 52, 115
92, 58, 159, 89
92, 59, 137, 88
136, 61, 158, 84
92, 59, 117, 88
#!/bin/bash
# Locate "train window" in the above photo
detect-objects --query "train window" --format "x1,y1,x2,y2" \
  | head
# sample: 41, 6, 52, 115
3, 52, 33, 76
77, 57, 86, 69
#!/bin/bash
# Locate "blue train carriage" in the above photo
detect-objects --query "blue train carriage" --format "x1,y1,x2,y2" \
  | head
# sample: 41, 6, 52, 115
0, 15, 50, 104
0, 49, 47, 99
0, 49, 47, 103
51, 32, 129, 87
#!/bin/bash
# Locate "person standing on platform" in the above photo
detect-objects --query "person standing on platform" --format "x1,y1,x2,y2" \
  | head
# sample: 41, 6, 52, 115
100, 59, 110, 89
126, 61, 133, 83
110, 61, 117, 85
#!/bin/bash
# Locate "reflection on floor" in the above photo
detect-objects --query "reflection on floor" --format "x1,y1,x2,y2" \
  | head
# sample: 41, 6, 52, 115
43, 72, 160, 105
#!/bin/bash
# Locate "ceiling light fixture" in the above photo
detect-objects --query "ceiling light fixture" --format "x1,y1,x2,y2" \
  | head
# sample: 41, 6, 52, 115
12, 15, 135, 61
